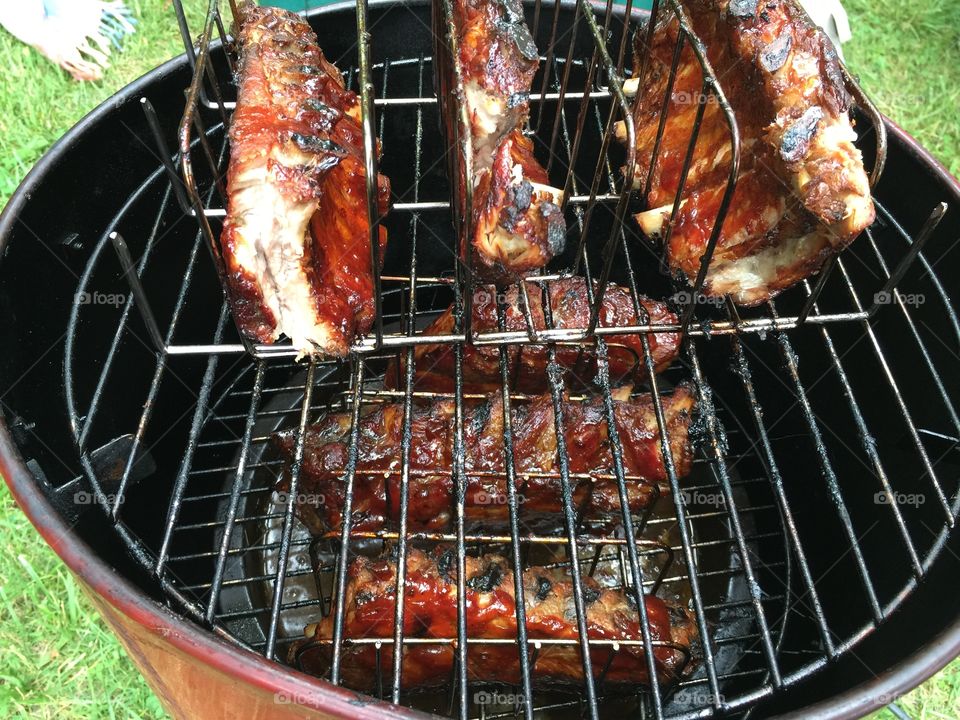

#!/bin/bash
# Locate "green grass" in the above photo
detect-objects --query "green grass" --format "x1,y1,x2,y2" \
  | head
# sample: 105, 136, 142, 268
843, 0, 960, 178
0, 0, 959, 718
0, 0, 207, 207
0, 489, 167, 718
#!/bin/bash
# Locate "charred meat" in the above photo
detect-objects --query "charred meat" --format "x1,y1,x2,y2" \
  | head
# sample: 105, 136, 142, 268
452, 0, 565, 280
273, 386, 695, 534
387, 277, 681, 393
622, 0, 874, 305
222, 3, 390, 356
291, 547, 697, 688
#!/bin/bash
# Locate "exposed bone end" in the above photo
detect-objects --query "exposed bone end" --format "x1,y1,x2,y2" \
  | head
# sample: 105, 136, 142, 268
529, 180, 564, 205
836, 190, 876, 245
614, 120, 627, 145
622, 77, 640, 98
634, 203, 674, 238
793, 115, 875, 242
707, 231, 831, 306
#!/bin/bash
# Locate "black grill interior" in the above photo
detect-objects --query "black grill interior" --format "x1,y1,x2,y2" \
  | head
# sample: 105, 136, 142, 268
1, 2, 959, 718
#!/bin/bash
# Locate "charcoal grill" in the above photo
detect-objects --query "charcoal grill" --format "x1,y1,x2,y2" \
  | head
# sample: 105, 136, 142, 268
2, 0, 960, 718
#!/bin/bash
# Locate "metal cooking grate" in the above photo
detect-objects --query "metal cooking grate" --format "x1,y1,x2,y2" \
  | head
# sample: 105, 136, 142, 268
60, 0, 960, 719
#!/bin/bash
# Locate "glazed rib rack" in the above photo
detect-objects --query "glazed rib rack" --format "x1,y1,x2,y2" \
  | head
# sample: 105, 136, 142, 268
61, 0, 960, 719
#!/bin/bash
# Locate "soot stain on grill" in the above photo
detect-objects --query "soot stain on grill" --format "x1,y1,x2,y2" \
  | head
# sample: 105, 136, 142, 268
467, 561, 504, 592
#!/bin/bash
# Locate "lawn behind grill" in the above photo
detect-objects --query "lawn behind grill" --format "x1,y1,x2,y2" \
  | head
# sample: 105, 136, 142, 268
0, 0, 958, 717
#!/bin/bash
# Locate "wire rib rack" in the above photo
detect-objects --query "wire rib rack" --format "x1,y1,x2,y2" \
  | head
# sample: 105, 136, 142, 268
59, 0, 960, 719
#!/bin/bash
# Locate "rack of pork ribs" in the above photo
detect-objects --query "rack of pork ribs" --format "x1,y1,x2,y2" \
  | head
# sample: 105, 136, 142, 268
620, 0, 875, 305
221, 3, 390, 357
273, 348, 698, 690
290, 547, 697, 689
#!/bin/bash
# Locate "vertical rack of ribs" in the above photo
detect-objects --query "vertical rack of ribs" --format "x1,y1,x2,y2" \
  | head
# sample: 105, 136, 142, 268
450, 0, 566, 280
386, 277, 682, 393
273, 385, 694, 534
221, 3, 391, 357
620, 0, 874, 305
291, 547, 697, 689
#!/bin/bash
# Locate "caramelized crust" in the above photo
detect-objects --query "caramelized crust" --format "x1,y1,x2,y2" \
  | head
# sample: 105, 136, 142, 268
472, 129, 566, 276
453, 0, 566, 280
291, 547, 697, 689
274, 386, 695, 535
222, 3, 389, 356
624, 0, 873, 305
388, 277, 681, 394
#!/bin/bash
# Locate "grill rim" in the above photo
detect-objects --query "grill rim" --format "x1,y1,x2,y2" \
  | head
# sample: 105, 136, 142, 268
1, 6, 960, 719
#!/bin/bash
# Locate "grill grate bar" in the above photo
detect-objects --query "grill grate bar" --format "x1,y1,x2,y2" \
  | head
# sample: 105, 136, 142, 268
686, 347, 783, 687
155, 304, 231, 573
805, 293, 926, 577
388, 51, 427, 705
556, 51, 673, 714
768, 301, 885, 623
74, 171, 176, 452
212, 88, 615, 109
646, 352, 724, 709
156, 309, 879, 358
576, 63, 727, 708
204, 361, 266, 623
90, 120, 232, 523
724, 322, 837, 657
493, 270, 536, 717
863, 225, 960, 438
833, 255, 954, 523
328, 359, 369, 682
543, 350, 601, 719
168, 532, 777, 576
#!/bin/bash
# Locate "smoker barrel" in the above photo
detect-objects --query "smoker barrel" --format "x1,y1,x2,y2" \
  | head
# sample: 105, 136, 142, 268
2, 1, 960, 718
